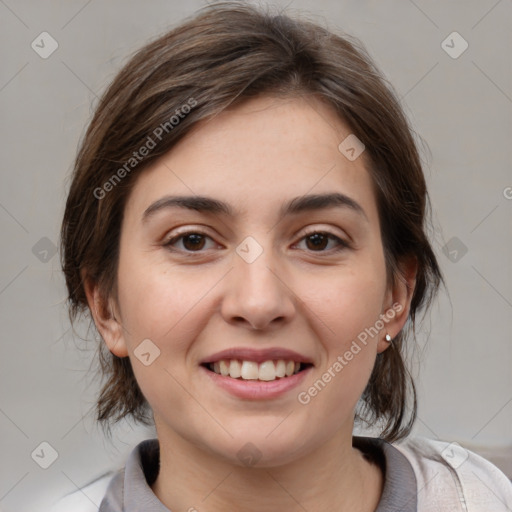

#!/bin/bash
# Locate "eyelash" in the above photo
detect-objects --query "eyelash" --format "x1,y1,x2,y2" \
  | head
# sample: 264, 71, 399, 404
163, 229, 350, 255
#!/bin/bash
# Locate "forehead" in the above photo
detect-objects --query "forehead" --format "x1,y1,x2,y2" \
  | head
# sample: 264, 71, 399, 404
124, 95, 377, 223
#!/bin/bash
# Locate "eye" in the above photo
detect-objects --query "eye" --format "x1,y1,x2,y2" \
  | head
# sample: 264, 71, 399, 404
163, 231, 217, 252
163, 229, 350, 254
295, 230, 350, 253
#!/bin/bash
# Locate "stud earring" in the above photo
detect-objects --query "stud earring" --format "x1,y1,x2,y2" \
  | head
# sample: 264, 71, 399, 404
385, 334, 392, 343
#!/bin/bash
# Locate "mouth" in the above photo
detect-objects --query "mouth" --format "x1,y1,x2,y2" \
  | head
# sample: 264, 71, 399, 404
201, 359, 314, 382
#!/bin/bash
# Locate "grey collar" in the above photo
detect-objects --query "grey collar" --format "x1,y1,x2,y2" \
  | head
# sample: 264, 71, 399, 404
99, 436, 417, 511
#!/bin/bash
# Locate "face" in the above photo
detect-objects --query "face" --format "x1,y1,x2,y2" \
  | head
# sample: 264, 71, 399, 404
90, 95, 412, 467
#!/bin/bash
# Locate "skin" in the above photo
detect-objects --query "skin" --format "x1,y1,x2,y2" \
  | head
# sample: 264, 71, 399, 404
86, 94, 416, 511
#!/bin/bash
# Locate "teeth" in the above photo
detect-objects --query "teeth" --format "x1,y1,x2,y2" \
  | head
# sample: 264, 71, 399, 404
240, 361, 259, 380
209, 359, 306, 381
275, 360, 286, 378
258, 361, 276, 381
219, 360, 230, 376
229, 359, 241, 378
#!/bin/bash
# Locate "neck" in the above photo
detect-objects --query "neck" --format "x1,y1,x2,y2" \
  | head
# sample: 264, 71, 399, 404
151, 428, 383, 512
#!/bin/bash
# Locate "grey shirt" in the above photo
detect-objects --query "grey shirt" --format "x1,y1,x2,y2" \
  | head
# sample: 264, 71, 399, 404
98, 436, 417, 511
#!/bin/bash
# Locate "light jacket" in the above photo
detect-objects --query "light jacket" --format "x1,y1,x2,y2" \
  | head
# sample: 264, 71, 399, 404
50, 435, 512, 511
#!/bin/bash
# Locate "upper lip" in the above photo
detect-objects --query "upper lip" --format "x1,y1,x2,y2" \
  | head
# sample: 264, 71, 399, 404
201, 348, 314, 365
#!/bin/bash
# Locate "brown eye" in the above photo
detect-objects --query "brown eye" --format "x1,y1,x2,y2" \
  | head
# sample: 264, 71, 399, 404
296, 231, 350, 253
182, 233, 206, 251
305, 233, 329, 251
164, 231, 215, 252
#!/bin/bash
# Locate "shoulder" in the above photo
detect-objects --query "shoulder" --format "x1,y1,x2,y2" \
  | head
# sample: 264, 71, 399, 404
392, 436, 512, 511
49, 438, 158, 511
49, 472, 116, 512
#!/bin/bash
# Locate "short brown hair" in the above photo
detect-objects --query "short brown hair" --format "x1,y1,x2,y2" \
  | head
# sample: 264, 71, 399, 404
60, 1, 442, 442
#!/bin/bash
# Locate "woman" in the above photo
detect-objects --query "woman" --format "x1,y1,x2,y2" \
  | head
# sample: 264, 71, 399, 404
56, 2, 512, 511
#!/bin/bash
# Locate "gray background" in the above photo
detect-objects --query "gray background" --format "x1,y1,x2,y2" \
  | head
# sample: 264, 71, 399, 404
0, 0, 511, 510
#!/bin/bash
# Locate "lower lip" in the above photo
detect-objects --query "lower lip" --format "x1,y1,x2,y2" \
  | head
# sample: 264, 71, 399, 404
200, 365, 312, 400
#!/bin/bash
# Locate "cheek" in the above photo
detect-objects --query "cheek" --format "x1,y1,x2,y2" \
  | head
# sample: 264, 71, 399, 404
294, 271, 385, 427
115, 263, 216, 420
116, 255, 217, 351
306, 262, 388, 344
296, 255, 387, 401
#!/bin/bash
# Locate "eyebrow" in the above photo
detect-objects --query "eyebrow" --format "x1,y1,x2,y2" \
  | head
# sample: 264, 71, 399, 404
142, 192, 368, 223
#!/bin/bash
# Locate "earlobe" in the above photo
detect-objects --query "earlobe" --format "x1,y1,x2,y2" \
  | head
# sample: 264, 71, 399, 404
394, 258, 417, 321
377, 256, 418, 354
82, 275, 129, 358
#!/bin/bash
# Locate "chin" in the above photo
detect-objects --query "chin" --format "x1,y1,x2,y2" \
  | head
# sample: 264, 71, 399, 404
198, 421, 318, 469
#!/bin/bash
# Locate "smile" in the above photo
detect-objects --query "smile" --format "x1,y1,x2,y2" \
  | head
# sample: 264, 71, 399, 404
204, 359, 312, 382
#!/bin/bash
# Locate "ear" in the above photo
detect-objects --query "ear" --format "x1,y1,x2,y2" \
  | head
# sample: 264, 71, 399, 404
377, 255, 418, 354
82, 273, 129, 358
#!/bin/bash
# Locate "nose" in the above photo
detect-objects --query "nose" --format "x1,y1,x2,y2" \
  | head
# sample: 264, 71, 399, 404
220, 243, 296, 331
